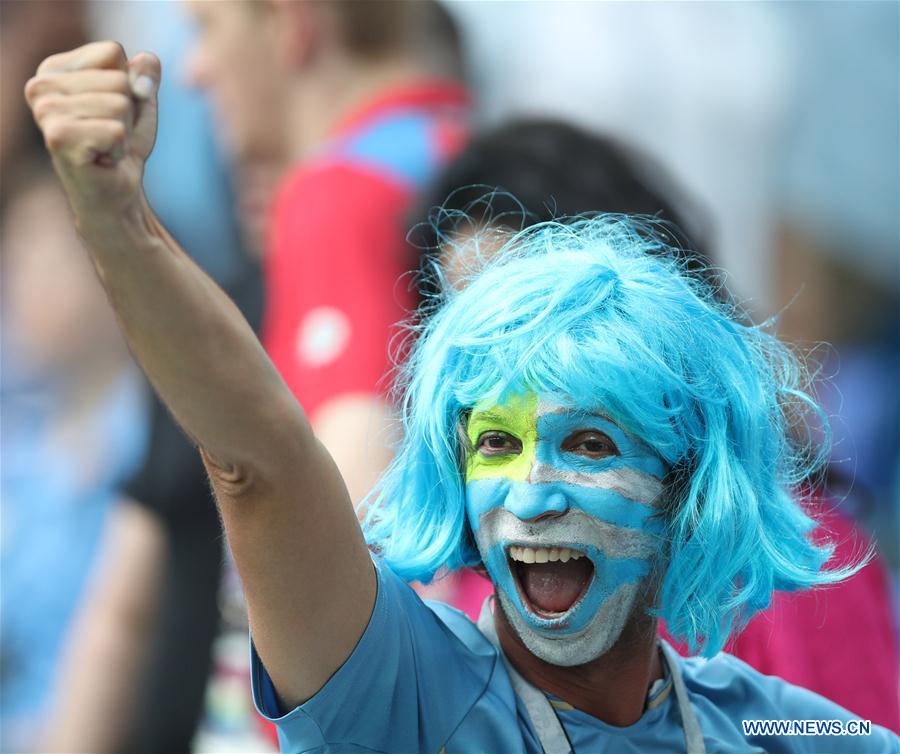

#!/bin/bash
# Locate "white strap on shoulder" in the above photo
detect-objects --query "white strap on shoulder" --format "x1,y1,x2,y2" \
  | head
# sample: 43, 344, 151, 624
659, 640, 707, 754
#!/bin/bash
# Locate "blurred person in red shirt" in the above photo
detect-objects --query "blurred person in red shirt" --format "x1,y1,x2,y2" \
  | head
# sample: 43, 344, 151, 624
184, 0, 469, 504
413, 119, 899, 732
182, 1, 468, 746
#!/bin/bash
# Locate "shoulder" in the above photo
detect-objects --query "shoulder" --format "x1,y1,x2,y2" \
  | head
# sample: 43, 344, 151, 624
680, 651, 838, 716
273, 160, 404, 221
425, 599, 499, 663
252, 560, 504, 752
677, 651, 899, 753
335, 110, 447, 188
269, 160, 408, 259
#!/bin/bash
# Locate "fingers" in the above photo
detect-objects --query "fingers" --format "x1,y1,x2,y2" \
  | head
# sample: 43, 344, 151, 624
23, 41, 162, 199
27, 82, 135, 158
127, 52, 161, 101
42, 118, 128, 166
25, 69, 131, 105
126, 53, 161, 159
24, 52, 161, 111
31, 92, 132, 124
37, 41, 127, 75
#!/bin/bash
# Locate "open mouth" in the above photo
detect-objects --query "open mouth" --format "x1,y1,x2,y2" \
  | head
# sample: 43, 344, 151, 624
508, 545, 595, 619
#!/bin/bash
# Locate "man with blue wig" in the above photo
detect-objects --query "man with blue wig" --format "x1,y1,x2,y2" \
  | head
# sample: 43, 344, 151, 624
26, 43, 899, 753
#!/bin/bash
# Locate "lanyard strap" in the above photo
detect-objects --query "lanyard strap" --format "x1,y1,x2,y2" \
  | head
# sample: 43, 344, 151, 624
478, 600, 573, 754
477, 600, 707, 754
660, 639, 707, 754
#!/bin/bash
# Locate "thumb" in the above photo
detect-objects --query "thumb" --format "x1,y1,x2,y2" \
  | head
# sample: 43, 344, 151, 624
127, 52, 161, 161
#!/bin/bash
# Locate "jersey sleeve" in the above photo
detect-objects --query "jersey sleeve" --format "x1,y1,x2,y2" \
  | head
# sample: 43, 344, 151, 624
250, 559, 495, 753
685, 653, 900, 753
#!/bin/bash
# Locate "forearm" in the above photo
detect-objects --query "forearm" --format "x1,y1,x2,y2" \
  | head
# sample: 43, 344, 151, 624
80, 197, 377, 706
78, 198, 305, 470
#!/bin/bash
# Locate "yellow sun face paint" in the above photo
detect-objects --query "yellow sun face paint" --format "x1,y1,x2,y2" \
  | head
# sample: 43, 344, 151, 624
465, 391, 538, 483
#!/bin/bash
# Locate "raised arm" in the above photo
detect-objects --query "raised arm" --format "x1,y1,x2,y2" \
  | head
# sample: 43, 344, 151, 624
25, 42, 375, 708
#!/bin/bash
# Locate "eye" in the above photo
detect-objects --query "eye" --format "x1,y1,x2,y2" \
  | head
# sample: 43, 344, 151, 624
562, 430, 619, 460
476, 431, 523, 457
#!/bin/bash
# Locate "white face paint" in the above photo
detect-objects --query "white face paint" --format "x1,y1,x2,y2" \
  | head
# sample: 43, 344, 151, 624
466, 394, 667, 666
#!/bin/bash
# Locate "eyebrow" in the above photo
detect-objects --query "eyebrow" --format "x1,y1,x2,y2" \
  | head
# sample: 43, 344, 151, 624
539, 406, 617, 424
468, 411, 512, 426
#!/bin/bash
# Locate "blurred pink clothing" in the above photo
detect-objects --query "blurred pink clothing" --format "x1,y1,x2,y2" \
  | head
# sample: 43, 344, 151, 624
661, 502, 899, 733
450, 569, 495, 621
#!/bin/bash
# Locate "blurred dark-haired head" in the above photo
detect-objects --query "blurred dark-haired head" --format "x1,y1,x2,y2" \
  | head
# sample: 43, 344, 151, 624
414, 119, 715, 295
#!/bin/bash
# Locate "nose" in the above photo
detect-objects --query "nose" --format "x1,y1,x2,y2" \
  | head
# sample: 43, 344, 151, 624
504, 481, 569, 523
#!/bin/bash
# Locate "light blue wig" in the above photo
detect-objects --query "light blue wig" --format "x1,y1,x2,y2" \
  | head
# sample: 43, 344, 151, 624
363, 214, 861, 656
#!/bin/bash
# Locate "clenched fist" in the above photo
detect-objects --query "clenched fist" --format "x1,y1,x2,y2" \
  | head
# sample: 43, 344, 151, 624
24, 41, 160, 226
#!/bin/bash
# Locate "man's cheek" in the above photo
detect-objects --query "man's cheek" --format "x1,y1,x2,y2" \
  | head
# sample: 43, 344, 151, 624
465, 478, 510, 534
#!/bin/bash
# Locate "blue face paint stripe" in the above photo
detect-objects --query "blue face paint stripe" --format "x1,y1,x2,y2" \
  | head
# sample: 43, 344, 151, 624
467, 478, 665, 533
534, 411, 667, 479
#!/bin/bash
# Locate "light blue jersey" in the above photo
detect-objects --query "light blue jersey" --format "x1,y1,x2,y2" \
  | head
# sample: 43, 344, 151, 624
252, 560, 899, 753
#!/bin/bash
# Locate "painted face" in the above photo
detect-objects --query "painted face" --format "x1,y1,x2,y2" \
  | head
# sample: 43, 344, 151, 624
465, 392, 667, 666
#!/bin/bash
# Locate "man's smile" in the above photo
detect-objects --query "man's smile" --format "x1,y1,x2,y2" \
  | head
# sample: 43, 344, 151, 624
507, 544, 595, 618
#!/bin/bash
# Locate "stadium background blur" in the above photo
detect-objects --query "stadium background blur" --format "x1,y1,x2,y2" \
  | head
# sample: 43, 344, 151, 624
2, 1, 897, 751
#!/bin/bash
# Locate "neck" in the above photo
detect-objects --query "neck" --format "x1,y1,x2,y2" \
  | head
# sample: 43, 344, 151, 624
286, 54, 429, 159
495, 605, 662, 726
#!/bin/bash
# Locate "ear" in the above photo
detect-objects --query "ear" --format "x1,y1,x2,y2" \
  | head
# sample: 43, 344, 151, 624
270, 0, 321, 68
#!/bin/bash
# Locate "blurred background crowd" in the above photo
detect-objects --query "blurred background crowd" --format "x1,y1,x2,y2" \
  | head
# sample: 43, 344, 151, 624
1, 1, 897, 752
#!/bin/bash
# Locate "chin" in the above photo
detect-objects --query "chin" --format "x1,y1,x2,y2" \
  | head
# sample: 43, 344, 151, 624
496, 579, 642, 667
473, 506, 656, 666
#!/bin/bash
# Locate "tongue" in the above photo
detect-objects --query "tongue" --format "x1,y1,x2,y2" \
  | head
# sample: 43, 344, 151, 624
520, 558, 594, 614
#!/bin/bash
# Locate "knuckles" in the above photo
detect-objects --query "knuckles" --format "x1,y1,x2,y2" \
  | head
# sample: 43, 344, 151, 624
105, 93, 132, 119
104, 120, 127, 143
26, 75, 133, 126
41, 117, 127, 154
92, 40, 128, 68
37, 40, 127, 75
23, 76, 50, 106
42, 120, 70, 152
101, 70, 132, 95
31, 93, 63, 123
26, 42, 146, 170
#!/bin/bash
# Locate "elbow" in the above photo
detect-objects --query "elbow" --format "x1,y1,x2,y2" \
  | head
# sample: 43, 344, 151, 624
200, 447, 260, 504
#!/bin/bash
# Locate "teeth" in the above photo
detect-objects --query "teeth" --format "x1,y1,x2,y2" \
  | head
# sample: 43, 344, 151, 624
509, 546, 586, 563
